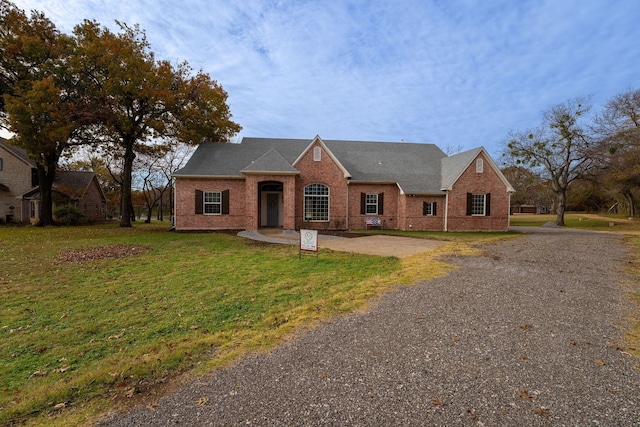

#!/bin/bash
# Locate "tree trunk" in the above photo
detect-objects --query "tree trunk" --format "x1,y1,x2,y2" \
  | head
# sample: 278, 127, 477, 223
556, 190, 567, 226
119, 143, 135, 227
145, 203, 153, 223
622, 189, 635, 217
36, 164, 56, 226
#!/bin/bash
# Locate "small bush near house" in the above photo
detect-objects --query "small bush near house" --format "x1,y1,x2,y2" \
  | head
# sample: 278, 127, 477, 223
54, 204, 87, 225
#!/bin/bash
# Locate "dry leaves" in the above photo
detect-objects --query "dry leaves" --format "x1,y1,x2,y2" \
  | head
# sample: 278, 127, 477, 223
196, 397, 209, 407
55, 244, 149, 264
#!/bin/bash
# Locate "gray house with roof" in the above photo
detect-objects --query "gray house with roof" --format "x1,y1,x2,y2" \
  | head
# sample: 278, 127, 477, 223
1, 136, 107, 224
173, 136, 514, 232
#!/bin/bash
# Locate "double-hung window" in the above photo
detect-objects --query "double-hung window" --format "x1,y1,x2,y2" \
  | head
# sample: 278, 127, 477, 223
304, 184, 329, 221
365, 194, 378, 214
423, 201, 437, 216
204, 191, 222, 214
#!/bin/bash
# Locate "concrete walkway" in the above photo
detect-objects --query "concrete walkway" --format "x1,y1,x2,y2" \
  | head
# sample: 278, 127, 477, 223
238, 229, 449, 258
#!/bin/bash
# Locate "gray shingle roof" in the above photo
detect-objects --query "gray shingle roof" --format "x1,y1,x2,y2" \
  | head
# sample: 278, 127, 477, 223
241, 148, 299, 174
0, 137, 36, 167
174, 137, 495, 194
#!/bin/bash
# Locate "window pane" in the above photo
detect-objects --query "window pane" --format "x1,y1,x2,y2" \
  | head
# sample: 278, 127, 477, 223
365, 194, 378, 214
304, 184, 329, 221
204, 191, 222, 214
471, 194, 485, 215
424, 202, 433, 216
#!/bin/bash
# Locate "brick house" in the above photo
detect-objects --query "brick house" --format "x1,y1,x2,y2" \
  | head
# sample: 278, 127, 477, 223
0, 137, 107, 224
173, 136, 515, 232
0, 137, 37, 223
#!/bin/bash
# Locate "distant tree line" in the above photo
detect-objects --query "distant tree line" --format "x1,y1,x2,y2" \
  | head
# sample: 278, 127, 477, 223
0, 0, 241, 226
502, 89, 640, 226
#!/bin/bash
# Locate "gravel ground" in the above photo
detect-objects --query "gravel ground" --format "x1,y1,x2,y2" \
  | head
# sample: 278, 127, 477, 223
99, 227, 640, 426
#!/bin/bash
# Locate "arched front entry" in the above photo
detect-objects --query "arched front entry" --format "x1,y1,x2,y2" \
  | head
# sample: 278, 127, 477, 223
259, 181, 283, 227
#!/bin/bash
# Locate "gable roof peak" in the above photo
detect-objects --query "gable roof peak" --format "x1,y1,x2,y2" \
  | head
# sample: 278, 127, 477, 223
240, 148, 299, 174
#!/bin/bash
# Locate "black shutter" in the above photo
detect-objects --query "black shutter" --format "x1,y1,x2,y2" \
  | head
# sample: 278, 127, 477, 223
466, 193, 472, 216
423, 202, 428, 216
433, 202, 437, 216
378, 193, 384, 215
485, 193, 491, 216
360, 193, 366, 215
195, 189, 203, 214
222, 190, 230, 214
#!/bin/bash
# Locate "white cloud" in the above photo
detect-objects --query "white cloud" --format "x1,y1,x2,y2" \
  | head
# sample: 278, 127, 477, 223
8, 0, 640, 156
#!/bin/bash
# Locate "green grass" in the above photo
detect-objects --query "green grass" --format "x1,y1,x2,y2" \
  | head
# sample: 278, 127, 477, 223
509, 212, 640, 232
2, 218, 639, 425
0, 223, 490, 426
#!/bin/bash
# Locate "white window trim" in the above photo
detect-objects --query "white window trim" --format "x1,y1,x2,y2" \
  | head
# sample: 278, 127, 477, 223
365, 193, 378, 215
471, 194, 486, 216
204, 191, 222, 215
304, 183, 329, 222
424, 202, 434, 216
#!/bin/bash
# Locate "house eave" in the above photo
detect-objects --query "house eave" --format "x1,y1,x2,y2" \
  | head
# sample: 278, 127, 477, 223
172, 174, 245, 179
240, 170, 300, 176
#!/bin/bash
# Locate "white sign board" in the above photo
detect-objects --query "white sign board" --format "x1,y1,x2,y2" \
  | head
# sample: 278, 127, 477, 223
300, 229, 318, 252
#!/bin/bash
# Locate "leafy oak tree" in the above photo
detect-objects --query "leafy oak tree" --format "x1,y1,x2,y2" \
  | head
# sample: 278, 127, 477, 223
505, 97, 598, 226
0, 1, 91, 225
73, 21, 241, 227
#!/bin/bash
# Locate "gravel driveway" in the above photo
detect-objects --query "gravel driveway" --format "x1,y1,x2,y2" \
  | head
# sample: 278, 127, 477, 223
99, 227, 640, 426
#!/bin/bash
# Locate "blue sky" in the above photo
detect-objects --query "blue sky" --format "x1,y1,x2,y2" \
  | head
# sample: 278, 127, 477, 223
6, 0, 640, 158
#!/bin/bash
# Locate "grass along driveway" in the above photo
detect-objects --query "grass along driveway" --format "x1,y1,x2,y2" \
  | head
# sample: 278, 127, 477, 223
1, 223, 486, 426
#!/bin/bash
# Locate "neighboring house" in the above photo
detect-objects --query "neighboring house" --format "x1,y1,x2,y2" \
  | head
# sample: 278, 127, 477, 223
20, 170, 108, 224
173, 136, 515, 232
1, 136, 107, 224
0, 137, 37, 223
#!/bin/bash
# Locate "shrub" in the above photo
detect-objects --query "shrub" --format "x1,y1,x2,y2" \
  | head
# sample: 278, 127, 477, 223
54, 204, 87, 225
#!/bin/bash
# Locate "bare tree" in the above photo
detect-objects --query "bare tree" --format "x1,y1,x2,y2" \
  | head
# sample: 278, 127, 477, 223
593, 88, 640, 216
505, 96, 598, 225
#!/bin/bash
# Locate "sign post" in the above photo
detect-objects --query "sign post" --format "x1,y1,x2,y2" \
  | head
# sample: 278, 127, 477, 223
299, 229, 318, 261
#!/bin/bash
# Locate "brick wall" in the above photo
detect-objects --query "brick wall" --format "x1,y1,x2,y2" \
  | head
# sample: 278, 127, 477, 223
402, 194, 446, 231
174, 178, 246, 230
295, 141, 349, 230
445, 152, 510, 231
78, 177, 107, 222
347, 183, 399, 230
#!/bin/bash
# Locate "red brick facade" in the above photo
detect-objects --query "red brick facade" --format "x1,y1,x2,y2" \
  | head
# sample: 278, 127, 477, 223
174, 143, 512, 232
445, 152, 510, 231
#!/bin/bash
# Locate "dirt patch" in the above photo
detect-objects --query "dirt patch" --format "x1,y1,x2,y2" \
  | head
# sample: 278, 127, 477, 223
56, 244, 150, 264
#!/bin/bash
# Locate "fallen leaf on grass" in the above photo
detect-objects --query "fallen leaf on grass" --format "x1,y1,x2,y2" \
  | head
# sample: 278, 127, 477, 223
32, 370, 48, 377
125, 388, 135, 398
196, 397, 209, 407
54, 366, 69, 373
53, 402, 66, 410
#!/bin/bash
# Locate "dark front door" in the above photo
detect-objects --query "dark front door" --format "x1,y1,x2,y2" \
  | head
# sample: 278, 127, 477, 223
267, 193, 279, 227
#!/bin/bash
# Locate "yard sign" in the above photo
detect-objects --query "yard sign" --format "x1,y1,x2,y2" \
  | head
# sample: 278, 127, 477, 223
299, 229, 318, 260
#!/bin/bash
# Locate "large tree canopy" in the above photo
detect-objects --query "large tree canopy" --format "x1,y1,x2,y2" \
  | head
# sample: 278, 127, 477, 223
505, 97, 598, 226
0, 0, 91, 225
594, 88, 640, 216
2, 0, 240, 227
73, 20, 241, 227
